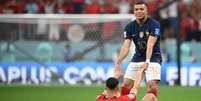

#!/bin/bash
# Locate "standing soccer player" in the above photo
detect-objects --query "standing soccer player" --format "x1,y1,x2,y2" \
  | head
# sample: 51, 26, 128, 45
114, 1, 162, 101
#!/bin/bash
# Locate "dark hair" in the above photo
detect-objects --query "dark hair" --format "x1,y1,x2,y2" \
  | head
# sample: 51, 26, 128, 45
106, 77, 119, 90
135, 0, 147, 6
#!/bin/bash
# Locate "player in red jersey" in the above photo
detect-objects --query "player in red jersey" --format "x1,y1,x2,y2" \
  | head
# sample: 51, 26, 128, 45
96, 65, 146, 101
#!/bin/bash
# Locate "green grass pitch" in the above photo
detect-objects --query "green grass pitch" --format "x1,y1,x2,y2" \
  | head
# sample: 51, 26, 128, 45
0, 85, 201, 101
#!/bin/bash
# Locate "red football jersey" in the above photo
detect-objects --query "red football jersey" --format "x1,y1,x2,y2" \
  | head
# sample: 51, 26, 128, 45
96, 94, 136, 101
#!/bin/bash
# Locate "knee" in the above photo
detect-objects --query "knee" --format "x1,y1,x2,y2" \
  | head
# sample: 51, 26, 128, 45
121, 79, 134, 95
142, 93, 158, 101
122, 79, 134, 89
146, 81, 158, 97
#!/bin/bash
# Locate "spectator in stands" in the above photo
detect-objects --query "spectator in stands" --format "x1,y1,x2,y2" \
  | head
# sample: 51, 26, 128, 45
118, 0, 130, 14
177, 0, 201, 41
186, 0, 201, 41
44, 0, 56, 13
25, 0, 38, 13
101, 0, 119, 40
189, 50, 196, 64
161, 41, 171, 63
0, 0, 5, 13
72, 0, 85, 14
36, 0, 45, 13
24, 0, 38, 39
15, 0, 25, 13
83, 0, 101, 14
180, 12, 191, 41
57, 0, 74, 14
63, 44, 75, 62
2, 0, 17, 14
101, 0, 119, 14
187, 18, 200, 41
146, 0, 160, 14
36, 42, 53, 63
0, 43, 16, 63
0, 5, 2, 14
49, 23, 60, 41
180, 42, 197, 64
181, 42, 191, 64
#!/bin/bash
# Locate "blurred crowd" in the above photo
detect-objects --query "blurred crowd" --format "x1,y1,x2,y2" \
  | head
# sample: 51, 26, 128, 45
0, 0, 164, 14
0, 0, 200, 41
0, 0, 201, 64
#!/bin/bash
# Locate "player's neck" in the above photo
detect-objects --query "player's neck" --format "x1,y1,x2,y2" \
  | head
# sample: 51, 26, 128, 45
136, 16, 148, 26
105, 90, 120, 98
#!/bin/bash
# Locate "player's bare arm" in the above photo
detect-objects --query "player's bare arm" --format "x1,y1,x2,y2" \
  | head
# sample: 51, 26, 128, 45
146, 36, 157, 61
142, 36, 157, 70
115, 39, 131, 78
130, 65, 146, 95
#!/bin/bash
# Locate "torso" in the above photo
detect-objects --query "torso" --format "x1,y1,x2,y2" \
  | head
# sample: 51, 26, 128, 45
124, 18, 162, 63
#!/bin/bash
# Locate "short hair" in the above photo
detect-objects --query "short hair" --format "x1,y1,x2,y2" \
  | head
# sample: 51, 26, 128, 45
106, 77, 119, 90
134, 0, 147, 6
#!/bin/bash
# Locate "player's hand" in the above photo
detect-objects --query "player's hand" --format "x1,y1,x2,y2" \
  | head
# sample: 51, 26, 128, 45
130, 88, 137, 95
114, 64, 123, 78
141, 62, 149, 70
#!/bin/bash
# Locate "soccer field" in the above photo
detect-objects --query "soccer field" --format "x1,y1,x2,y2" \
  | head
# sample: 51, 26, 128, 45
0, 85, 201, 101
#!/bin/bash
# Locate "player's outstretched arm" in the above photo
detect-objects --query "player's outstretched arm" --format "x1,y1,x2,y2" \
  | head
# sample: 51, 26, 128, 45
130, 66, 146, 95
114, 39, 131, 78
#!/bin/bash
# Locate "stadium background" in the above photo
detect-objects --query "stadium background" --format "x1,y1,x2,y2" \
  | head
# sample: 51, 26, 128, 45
0, 0, 201, 101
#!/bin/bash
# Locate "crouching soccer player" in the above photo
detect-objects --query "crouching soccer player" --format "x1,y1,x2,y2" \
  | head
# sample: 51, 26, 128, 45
96, 65, 153, 101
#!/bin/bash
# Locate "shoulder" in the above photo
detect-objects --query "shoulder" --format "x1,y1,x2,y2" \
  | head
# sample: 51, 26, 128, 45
125, 20, 136, 28
119, 94, 136, 101
151, 18, 160, 26
96, 95, 105, 101
148, 17, 160, 26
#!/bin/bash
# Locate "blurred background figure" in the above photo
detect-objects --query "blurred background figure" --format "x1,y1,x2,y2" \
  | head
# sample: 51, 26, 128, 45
83, 0, 101, 14
63, 44, 75, 62
36, 42, 53, 63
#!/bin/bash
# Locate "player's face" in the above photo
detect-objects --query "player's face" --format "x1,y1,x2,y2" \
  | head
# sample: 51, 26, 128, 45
134, 4, 148, 20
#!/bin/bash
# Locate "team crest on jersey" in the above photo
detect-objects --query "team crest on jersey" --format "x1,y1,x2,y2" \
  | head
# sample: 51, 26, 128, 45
146, 31, 149, 36
139, 32, 144, 38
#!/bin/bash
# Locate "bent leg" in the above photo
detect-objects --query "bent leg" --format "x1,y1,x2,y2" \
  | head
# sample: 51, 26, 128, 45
142, 93, 158, 101
146, 80, 159, 97
122, 62, 143, 95
121, 78, 134, 95
141, 80, 159, 101
144, 63, 161, 97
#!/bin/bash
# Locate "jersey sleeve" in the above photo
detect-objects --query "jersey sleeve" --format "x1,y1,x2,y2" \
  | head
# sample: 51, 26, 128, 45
150, 22, 160, 38
123, 24, 132, 39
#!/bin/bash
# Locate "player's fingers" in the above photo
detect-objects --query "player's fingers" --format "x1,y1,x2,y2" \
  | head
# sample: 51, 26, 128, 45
115, 71, 124, 78
114, 72, 120, 78
141, 63, 148, 70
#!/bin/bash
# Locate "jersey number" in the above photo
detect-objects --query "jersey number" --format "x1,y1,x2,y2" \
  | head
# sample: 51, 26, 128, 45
137, 41, 147, 49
